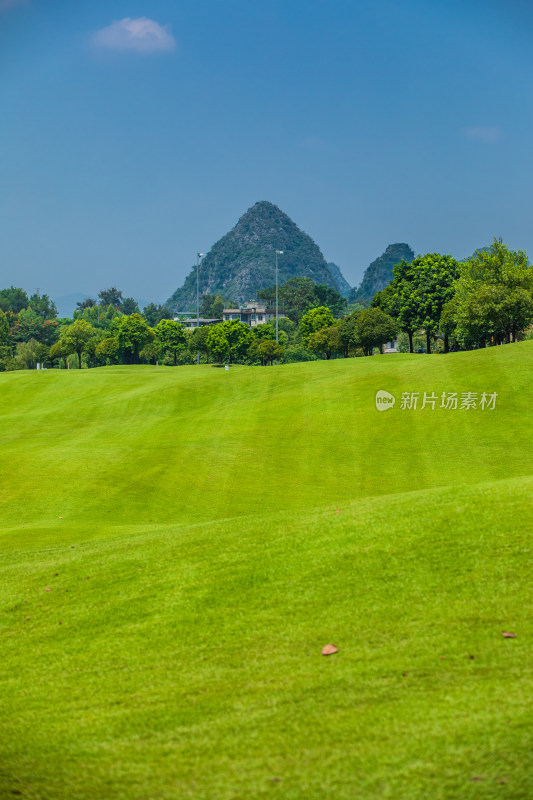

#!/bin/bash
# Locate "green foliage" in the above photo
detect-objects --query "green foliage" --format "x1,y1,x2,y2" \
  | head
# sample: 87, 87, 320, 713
300, 305, 335, 344
200, 294, 225, 318
49, 339, 72, 369
74, 303, 123, 330
355, 307, 398, 355
282, 343, 317, 362
142, 303, 173, 327
453, 238, 533, 346
155, 319, 187, 366
0, 286, 29, 313
60, 319, 98, 369
306, 325, 341, 360
224, 320, 253, 363
206, 324, 230, 363
259, 277, 346, 323
0, 309, 9, 347
95, 337, 120, 365
111, 314, 154, 364
189, 325, 211, 362
14, 338, 45, 369
373, 253, 459, 353
338, 310, 362, 357
76, 297, 96, 310
122, 297, 140, 315
28, 293, 57, 319
98, 287, 123, 308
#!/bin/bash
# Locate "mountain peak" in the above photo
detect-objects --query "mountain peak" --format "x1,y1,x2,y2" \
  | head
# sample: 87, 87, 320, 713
167, 202, 340, 309
349, 243, 415, 305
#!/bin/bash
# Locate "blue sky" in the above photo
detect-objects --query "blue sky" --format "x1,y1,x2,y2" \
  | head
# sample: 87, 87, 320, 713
1, 0, 532, 307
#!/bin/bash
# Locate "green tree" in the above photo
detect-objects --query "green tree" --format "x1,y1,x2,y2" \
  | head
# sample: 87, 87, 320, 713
0, 309, 10, 347
299, 306, 335, 344
155, 319, 187, 366
252, 338, 284, 365
143, 303, 173, 326
189, 325, 212, 363
15, 339, 42, 369
0, 286, 29, 313
49, 339, 72, 369
307, 324, 341, 360
355, 308, 398, 356
453, 239, 533, 346
74, 303, 123, 330
60, 319, 98, 368
0, 309, 11, 369
200, 294, 225, 318
10, 309, 43, 343
95, 337, 120, 365
224, 320, 253, 363
408, 253, 460, 353
338, 310, 362, 357
98, 287, 123, 308
314, 285, 347, 317
112, 313, 154, 363
372, 264, 420, 353
206, 324, 230, 363
122, 297, 140, 315
76, 297, 96, 310
29, 293, 57, 319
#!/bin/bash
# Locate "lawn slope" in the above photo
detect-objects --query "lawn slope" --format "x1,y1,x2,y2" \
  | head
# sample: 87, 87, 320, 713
0, 476, 532, 799
0, 341, 532, 545
0, 343, 532, 798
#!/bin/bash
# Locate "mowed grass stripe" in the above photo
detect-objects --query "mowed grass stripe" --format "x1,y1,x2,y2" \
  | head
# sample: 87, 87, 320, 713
0, 475, 532, 799
1, 343, 532, 545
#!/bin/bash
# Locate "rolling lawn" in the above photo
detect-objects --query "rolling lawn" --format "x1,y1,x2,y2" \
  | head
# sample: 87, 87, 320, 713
0, 343, 532, 798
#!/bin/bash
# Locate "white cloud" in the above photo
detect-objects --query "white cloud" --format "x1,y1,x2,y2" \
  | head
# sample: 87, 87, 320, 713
464, 126, 502, 143
91, 17, 177, 54
0, 0, 28, 10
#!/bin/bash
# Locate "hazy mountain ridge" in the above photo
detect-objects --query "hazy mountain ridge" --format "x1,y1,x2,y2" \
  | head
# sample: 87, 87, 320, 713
349, 243, 415, 304
327, 262, 351, 297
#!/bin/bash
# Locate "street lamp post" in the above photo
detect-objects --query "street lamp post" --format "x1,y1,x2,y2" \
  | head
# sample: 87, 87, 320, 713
196, 252, 204, 364
275, 249, 283, 342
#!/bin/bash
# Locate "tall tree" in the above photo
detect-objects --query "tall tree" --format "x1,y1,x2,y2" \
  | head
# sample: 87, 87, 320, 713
143, 303, 173, 326
60, 320, 97, 369
29, 293, 57, 320
306, 325, 341, 360
122, 297, 140, 315
224, 320, 253, 364
299, 306, 335, 344
189, 325, 211, 363
155, 319, 187, 366
200, 294, 225, 318
355, 308, 398, 356
98, 287, 123, 308
453, 238, 533, 346
0, 286, 29, 313
112, 313, 154, 364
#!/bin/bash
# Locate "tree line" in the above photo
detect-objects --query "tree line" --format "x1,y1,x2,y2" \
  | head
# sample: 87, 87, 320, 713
1, 239, 531, 370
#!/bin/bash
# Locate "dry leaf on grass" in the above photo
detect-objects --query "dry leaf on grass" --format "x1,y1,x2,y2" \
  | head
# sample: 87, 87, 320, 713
502, 632, 516, 638
321, 643, 338, 656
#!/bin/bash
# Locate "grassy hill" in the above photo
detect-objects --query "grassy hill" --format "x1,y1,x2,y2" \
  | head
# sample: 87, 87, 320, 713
1, 343, 532, 798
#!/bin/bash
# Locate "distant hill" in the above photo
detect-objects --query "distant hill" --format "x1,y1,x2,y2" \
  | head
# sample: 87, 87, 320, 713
349, 243, 415, 304
167, 201, 340, 310
327, 262, 351, 297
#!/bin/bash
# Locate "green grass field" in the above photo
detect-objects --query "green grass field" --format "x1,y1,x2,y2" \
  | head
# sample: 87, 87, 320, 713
1, 343, 532, 799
